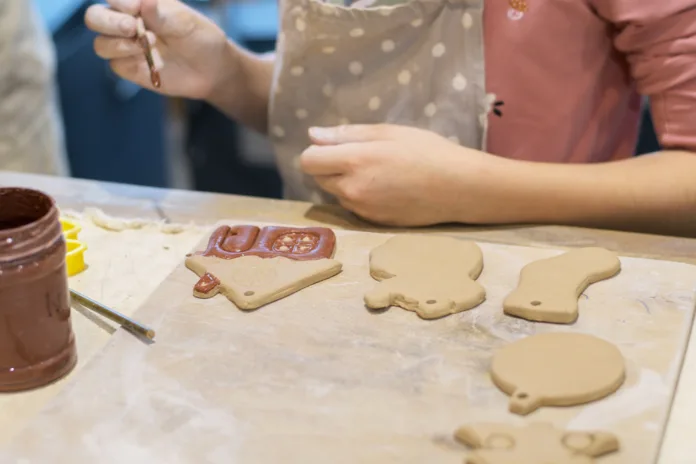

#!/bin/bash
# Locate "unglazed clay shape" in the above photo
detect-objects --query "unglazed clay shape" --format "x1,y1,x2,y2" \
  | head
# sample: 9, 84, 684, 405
454, 422, 620, 464
185, 225, 342, 310
364, 235, 485, 319
490, 332, 625, 415
186, 255, 342, 310
503, 247, 621, 324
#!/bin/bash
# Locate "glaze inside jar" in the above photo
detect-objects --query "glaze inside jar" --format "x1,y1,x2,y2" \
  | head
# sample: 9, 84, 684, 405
0, 188, 64, 264
0, 188, 53, 230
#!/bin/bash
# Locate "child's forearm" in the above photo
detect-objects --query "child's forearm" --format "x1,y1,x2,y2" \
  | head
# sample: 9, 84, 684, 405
205, 41, 275, 134
461, 150, 696, 236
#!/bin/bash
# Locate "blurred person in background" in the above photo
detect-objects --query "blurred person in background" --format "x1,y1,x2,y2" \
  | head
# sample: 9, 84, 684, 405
85, 0, 696, 235
0, 0, 68, 176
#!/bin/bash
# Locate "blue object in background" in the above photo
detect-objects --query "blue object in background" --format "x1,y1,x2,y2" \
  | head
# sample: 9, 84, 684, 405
182, 1, 284, 198
31, 0, 281, 190
35, 0, 169, 187
222, 0, 278, 42
33, 0, 84, 32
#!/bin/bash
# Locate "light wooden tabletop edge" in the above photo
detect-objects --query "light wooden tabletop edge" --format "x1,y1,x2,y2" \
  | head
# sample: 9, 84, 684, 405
2, 170, 695, 265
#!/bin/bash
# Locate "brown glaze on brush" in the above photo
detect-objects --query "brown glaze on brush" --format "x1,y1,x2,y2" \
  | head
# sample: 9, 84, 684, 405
136, 16, 161, 88
0, 188, 77, 392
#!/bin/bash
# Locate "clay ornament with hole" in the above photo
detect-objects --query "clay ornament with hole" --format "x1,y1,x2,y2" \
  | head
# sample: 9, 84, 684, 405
364, 235, 485, 319
490, 332, 626, 415
454, 422, 620, 464
503, 247, 621, 324
185, 225, 342, 310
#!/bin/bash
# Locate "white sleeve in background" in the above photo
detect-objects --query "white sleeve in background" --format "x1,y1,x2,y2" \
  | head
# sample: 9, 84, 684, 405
0, 0, 69, 176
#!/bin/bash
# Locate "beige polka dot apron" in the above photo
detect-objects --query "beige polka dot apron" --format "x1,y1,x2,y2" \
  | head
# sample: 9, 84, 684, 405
269, 0, 488, 203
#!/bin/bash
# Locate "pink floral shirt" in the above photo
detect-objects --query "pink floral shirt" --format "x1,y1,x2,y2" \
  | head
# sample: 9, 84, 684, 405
484, 1, 696, 162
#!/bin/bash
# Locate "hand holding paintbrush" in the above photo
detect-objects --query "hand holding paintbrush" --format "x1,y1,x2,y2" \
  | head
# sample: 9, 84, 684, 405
86, 0, 237, 99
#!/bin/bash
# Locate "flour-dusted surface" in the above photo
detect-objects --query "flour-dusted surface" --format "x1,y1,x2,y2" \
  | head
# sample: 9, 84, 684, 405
0, 212, 206, 446
4, 224, 696, 464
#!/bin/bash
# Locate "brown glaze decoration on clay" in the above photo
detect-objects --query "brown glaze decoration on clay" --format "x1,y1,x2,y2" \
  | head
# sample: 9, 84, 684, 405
364, 235, 485, 319
0, 188, 78, 392
194, 272, 220, 295
504, 247, 621, 324
454, 422, 619, 463
197, 225, 336, 261
490, 332, 626, 415
186, 224, 342, 310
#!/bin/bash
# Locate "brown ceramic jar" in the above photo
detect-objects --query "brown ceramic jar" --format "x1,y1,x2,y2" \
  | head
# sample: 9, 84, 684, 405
0, 188, 77, 392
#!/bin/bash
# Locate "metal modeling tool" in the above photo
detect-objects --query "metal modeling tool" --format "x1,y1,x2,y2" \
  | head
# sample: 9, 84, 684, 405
70, 289, 156, 340
136, 16, 161, 88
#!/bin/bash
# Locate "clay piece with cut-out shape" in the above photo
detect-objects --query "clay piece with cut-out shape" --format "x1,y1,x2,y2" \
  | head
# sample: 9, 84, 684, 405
185, 225, 342, 310
364, 235, 485, 319
490, 332, 625, 415
503, 247, 621, 324
454, 422, 620, 463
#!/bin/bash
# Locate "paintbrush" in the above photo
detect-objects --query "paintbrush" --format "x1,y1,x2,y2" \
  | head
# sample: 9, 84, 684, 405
136, 16, 161, 88
70, 289, 156, 340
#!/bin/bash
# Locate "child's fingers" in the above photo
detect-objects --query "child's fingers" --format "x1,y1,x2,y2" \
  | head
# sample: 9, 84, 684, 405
85, 4, 138, 38
94, 32, 156, 60
106, 0, 143, 15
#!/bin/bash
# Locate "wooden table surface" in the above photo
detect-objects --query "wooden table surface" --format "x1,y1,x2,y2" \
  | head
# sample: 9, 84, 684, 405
2, 170, 695, 462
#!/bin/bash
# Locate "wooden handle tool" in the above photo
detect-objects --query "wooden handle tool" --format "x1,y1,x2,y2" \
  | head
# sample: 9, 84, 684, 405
136, 16, 161, 88
70, 289, 156, 340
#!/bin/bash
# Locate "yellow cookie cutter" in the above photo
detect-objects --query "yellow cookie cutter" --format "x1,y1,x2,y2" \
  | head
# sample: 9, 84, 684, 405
60, 218, 81, 240
60, 219, 87, 276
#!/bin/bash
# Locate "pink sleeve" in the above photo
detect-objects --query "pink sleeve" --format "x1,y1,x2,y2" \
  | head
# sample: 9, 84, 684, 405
592, 0, 696, 150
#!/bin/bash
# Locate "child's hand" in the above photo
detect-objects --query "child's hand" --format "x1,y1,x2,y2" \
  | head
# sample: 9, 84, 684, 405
300, 124, 492, 226
85, 0, 234, 99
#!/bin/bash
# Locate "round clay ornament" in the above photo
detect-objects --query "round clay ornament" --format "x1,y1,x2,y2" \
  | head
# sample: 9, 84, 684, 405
491, 332, 626, 415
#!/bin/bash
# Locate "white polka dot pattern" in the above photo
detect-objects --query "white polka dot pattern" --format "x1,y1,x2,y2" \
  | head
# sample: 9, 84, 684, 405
432, 43, 446, 58
322, 83, 334, 97
452, 74, 468, 91
424, 103, 437, 117
272, 126, 285, 138
270, 1, 487, 204
462, 12, 473, 29
349, 61, 364, 75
